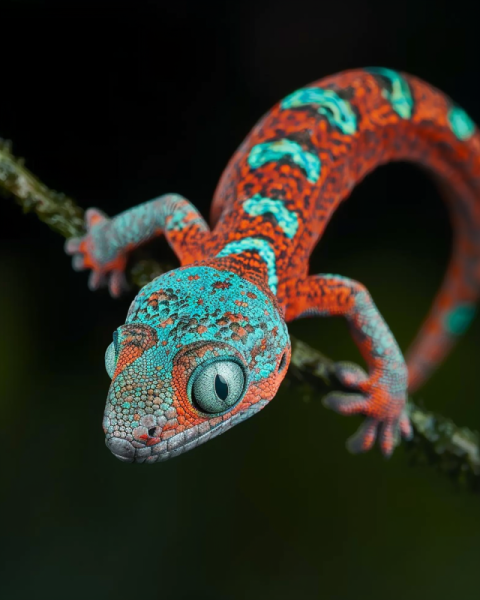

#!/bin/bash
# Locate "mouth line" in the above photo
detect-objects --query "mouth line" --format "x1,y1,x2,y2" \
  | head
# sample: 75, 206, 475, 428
141, 421, 231, 463
112, 452, 135, 463
108, 420, 230, 464
106, 400, 268, 464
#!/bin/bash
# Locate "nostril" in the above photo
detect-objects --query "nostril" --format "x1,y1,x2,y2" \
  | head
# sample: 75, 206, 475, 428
148, 427, 157, 437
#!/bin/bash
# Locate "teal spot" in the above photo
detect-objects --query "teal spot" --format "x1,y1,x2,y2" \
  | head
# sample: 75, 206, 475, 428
248, 139, 320, 183
216, 237, 278, 294
367, 67, 413, 119
243, 194, 298, 238
448, 106, 476, 141
281, 87, 357, 135
444, 304, 476, 335
122, 402, 131, 408
166, 211, 189, 231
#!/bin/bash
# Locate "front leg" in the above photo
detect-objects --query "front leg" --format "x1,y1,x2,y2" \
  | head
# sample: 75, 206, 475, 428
282, 275, 412, 456
65, 194, 209, 297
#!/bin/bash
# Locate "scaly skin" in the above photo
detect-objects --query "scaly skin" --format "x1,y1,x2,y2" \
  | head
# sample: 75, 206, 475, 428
66, 68, 480, 463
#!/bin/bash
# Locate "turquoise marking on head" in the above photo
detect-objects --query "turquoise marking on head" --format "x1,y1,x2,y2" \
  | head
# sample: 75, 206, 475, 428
367, 67, 413, 119
126, 266, 286, 378
248, 139, 320, 183
216, 237, 278, 294
103, 264, 291, 463
243, 194, 298, 239
444, 304, 476, 336
281, 87, 357, 135
448, 106, 476, 141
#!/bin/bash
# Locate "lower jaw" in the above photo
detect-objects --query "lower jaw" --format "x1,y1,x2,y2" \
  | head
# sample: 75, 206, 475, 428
131, 427, 224, 463
107, 403, 266, 463
109, 420, 233, 463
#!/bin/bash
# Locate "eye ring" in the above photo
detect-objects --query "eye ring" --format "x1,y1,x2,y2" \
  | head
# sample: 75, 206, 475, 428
278, 351, 287, 373
187, 357, 247, 415
113, 330, 119, 354
105, 330, 120, 379
105, 342, 117, 379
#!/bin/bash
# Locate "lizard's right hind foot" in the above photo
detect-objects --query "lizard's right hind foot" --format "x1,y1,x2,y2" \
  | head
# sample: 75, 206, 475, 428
322, 361, 413, 457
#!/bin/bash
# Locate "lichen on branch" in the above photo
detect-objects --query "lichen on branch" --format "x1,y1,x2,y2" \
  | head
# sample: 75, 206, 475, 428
0, 138, 166, 287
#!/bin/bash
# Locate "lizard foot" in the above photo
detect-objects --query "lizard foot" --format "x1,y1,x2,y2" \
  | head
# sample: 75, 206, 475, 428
65, 208, 129, 298
322, 361, 412, 457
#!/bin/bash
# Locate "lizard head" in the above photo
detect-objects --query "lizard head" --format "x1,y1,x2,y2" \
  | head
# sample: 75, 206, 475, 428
102, 265, 290, 463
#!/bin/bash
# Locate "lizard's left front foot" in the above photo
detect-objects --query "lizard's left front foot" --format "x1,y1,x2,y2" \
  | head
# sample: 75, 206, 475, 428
65, 208, 129, 298
322, 362, 413, 457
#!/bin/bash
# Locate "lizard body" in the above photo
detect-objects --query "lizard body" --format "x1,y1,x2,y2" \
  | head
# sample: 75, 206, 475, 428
66, 68, 480, 463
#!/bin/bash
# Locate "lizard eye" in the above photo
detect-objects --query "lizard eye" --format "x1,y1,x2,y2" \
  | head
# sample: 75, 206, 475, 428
188, 359, 246, 414
105, 331, 119, 379
105, 343, 116, 378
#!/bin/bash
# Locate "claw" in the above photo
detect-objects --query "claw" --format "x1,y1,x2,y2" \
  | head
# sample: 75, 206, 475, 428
346, 418, 378, 453
65, 237, 82, 254
85, 207, 108, 229
322, 392, 368, 415
88, 271, 106, 291
72, 255, 86, 271
378, 420, 398, 457
334, 361, 369, 389
108, 270, 129, 298
399, 412, 413, 441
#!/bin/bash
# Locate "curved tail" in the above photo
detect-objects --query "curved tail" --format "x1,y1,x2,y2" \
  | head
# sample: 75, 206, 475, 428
405, 167, 480, 392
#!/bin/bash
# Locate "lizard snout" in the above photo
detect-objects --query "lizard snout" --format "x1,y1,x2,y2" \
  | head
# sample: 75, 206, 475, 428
105, 437, 135, 463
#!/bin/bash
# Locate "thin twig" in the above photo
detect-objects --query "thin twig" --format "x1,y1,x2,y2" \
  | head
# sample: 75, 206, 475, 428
0, 138, 167, 287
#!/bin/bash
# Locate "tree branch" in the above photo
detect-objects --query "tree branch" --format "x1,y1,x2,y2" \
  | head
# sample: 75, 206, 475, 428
289, 338, 480, 490
0, 138, 167, 287
2, 138, 479, 490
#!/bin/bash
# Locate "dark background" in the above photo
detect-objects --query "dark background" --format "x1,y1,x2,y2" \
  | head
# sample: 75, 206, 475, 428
1, 1, 480, 599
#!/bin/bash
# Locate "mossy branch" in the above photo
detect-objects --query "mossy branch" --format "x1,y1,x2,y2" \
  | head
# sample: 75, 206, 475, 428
0, 138, 166, 287
289, 338, 480, 490
2, 138, 479, 490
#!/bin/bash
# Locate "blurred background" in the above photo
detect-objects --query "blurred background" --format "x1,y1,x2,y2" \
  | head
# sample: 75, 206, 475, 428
1, 1, 480, 598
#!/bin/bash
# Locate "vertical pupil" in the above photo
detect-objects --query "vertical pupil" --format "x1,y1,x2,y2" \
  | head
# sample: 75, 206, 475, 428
215, 374, 229, 400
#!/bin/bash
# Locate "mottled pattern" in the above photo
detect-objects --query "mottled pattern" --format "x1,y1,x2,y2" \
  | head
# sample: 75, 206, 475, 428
284, 275, 411, 453
366, 67, 414, 119
448, 106, 476, 141
443, 303, 476, 335
66, 68, 480, 462
281, 87, 357, 134
243, 195, 299, 238
216, 237, 278, 293
248, 140, 321, 183
65, 194, 209, 297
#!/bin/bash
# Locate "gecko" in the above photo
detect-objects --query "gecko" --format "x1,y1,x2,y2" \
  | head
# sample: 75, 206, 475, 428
65, 68, 480, 464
